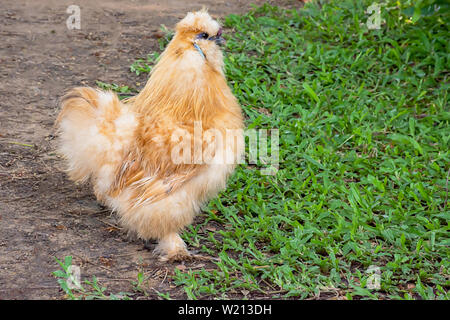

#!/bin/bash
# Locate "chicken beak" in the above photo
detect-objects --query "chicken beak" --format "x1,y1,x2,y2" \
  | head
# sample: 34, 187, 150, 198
208, 35, 225, 46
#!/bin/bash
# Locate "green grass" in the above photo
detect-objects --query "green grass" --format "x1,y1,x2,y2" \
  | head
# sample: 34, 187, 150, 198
62, 0, 449, 299
172, 0, 449, 300
53, 256, 132, 300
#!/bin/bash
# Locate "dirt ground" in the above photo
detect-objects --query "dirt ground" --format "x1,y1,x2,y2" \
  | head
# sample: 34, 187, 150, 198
0, 0, 301, 300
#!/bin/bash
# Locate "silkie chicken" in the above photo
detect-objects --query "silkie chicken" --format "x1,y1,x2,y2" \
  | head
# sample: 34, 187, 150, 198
56, 10, 244, 261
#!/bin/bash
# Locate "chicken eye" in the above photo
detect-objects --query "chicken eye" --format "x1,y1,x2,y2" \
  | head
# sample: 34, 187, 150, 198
197, 32, 209, 39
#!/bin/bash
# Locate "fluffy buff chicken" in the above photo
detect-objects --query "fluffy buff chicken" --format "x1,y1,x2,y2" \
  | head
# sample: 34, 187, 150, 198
56, 10, 244, 261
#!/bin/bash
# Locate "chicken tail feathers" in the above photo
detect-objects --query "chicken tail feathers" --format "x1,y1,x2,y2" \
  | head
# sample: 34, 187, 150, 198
55, 87, 137, 186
